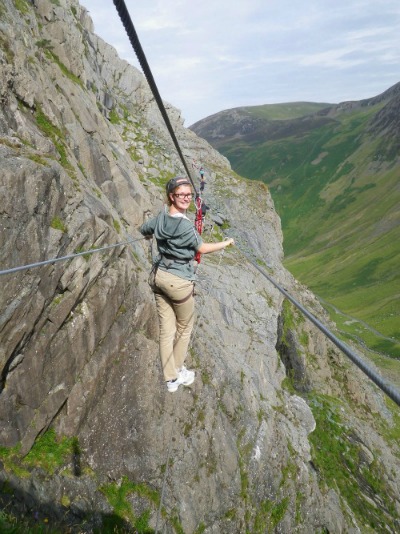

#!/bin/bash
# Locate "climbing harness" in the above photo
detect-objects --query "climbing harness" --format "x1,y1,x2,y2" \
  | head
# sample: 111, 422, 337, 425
149, 261, 195, 304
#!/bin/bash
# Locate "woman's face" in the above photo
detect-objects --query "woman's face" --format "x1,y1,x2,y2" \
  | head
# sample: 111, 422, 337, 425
170, 184, 193, 209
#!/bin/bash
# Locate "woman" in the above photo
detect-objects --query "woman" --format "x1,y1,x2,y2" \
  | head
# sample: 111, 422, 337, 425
140, 176, 234, 392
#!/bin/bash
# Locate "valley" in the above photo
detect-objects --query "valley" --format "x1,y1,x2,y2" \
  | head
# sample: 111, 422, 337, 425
191, 86, 400, 362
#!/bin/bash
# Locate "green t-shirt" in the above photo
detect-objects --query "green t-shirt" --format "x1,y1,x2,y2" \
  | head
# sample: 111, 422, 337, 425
140, 207, 203, 280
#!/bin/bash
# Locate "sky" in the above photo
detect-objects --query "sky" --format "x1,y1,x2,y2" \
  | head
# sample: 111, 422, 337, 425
80, 0, 400, 126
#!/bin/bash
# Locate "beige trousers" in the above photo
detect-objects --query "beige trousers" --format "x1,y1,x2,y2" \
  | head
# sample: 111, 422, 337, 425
153, 268, 195, 381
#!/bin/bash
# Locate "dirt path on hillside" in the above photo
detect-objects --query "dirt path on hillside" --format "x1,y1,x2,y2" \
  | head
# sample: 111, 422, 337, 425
318, 297, 398, 343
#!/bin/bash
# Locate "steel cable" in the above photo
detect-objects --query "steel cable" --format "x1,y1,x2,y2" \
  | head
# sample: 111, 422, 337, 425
112, 0, 199, 197
0, 237, 145, 276
239, 247, 400, 408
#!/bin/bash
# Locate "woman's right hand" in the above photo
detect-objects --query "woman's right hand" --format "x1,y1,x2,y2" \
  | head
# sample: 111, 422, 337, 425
198, 238, 234, 254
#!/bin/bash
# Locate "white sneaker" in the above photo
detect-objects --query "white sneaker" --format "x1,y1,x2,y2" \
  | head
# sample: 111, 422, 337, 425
166, 379, 179, 393
178, 366, 195, 386
166, 366, 195, 393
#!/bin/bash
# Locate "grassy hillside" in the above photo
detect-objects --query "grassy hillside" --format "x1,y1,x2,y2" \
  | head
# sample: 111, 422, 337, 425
193, 91, 400, 361
236, 102, 331, 120
189, 102, 331, 148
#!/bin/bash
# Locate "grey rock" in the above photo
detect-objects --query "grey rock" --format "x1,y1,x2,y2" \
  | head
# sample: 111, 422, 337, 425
210, 213, 224, 226
0, 1, 399, 533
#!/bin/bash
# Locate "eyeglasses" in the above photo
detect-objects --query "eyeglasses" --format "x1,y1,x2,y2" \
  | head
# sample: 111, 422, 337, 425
173, 193, 193, 199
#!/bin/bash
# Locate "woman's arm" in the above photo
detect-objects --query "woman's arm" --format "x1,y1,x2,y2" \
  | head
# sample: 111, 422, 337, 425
139, 217, 156, 236
197, 238, 234, 254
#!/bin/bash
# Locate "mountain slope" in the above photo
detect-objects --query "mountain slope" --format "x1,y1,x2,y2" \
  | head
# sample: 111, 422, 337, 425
191, 87, 400, 360
0, 1, 400, 533
190, 102, 331, 149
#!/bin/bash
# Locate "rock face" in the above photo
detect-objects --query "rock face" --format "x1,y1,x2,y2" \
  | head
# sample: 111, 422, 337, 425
0, 1, 399, 533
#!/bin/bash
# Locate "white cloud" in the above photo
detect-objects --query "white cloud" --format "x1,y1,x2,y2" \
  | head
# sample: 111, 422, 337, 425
299, 48, 368, 69
80, 0, 400, 125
